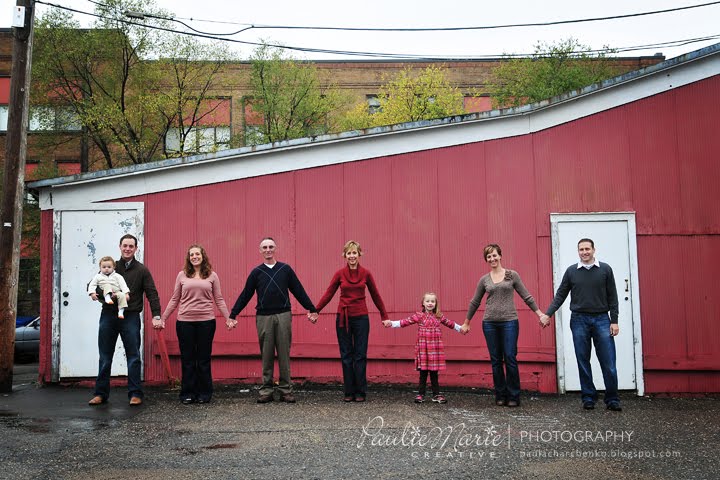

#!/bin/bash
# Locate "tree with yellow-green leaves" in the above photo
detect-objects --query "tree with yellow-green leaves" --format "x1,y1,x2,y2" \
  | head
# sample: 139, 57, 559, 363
246, 44, 346, 145
339, 65, 465, 131
488, 38, 619, 109
32, 0, 233, 170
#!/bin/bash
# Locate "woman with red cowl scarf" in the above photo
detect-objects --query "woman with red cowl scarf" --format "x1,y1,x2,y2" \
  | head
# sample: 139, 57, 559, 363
311, 240, 388, 403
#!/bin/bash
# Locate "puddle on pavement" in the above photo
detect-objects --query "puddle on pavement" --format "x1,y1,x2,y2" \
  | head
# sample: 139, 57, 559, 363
66, 418, 121, 432
0, 414, 120, 434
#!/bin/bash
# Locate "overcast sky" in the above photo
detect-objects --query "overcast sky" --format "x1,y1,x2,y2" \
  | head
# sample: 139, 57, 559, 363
3, 0, 719, 60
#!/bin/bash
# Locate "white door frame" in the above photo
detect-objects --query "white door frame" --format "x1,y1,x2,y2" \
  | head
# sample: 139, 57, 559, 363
550, 212, 645, 396
51, 203, 145, 382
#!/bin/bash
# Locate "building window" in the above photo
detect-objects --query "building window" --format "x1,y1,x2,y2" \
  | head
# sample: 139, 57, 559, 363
0, 105, 8, 131
244, 125, 264, 145
165, 126, 231, 154
366, 95, 381, 114
29, 106, 82, 131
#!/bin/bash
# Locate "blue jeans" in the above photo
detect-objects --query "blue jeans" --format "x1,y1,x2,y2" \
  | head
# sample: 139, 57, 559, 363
176, 319, 217, 402
94, 310, 143, 400
482, 320, 520, 402
570, 313, 619, 405
336, 315, 370, 397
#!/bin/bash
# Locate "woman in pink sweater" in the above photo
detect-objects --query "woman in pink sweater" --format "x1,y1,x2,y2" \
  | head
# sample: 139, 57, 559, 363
153, 245, 234, 404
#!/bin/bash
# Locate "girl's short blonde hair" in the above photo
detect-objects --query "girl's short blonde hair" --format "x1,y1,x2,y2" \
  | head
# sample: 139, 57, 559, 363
342, 240, 363, 257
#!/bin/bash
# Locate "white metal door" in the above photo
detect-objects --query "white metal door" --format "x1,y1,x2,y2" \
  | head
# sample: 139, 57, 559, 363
551, 213, 644, 395
57, 205, 144, 378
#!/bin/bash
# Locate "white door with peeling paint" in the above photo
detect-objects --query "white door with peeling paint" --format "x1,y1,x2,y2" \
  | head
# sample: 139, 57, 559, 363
57, 205, 144, 378
550, 213, 644, 396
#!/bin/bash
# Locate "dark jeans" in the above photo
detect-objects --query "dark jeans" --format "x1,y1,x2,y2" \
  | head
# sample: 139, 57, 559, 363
176, 319, 217, 402
419, 370, 439, 396
94, 310, 143, 400
336, 314, 370, 397
570, 313, 619, 405
482, 320, 520, 403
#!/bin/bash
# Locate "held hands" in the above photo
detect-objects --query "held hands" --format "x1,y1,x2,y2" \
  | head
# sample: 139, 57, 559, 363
539, 313, 551, 328
307, 312, 319, 324
226, 318, 238, 330
460, 322, 471, 335
152, 316, 165, 330
382, 320, 392, 328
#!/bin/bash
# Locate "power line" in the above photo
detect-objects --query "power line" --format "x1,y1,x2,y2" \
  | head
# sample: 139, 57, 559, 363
36, 1, 720, 60
138, 1, 720, 33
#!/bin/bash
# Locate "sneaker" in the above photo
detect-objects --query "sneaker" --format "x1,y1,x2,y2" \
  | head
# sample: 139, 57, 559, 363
180, 397, 194, 405
607, 402, 622, 412
583, 401, 596, 410
431, 395, 447, 404
414, 394, 424, 403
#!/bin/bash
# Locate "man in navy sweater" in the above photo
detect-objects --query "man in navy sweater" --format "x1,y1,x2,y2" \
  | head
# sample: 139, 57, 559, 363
542, 238, 622, 412
230, 237, 317, 403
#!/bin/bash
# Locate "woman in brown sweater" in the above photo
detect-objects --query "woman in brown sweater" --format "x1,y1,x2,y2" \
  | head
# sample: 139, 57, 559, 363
462, 244, 544, 407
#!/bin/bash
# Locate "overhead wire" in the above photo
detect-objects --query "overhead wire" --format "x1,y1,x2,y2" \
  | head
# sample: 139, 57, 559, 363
174, 1, 720, 33
35, 0, 720, 60
81, 0, 720, 34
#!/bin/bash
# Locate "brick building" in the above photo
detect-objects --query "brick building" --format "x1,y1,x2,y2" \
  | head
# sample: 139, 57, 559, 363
1, 28, 664, 175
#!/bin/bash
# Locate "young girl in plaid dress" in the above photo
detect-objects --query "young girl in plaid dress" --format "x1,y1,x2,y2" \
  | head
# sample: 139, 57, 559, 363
383, 292, 462, 403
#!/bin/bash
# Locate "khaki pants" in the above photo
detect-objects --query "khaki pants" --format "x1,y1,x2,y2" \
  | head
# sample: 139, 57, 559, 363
256, 312, 293, 396
101, 284, 128, 309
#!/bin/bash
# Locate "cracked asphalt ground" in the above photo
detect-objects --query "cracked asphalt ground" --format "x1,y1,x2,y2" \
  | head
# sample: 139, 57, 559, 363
2, 364, 719, 480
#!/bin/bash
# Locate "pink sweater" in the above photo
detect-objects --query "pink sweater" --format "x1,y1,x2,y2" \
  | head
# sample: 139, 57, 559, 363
161, 271, 230, 322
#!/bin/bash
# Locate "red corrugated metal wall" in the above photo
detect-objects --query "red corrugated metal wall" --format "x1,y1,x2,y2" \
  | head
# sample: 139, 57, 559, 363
43, 74, 720, 393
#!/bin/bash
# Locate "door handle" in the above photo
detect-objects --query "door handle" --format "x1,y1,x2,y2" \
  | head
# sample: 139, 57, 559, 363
624, 279, 629, 292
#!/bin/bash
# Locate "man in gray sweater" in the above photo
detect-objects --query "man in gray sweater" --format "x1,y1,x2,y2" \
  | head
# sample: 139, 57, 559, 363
542, 238, 621, 412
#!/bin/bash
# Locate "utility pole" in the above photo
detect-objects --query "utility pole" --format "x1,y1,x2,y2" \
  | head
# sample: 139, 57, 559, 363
0, 0, 35, 393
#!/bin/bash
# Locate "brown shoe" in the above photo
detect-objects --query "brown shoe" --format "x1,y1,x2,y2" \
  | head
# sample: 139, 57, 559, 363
88, 395, 105, 406
129, 397, 143, 406
280, 393, 296, 403
257, 394, 274, 404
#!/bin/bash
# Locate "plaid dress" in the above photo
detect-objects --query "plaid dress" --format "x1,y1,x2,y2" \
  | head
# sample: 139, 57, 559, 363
399, 312, 458, 371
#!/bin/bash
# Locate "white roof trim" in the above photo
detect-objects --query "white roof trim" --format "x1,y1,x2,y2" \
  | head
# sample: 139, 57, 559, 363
36, 46, 720, 211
